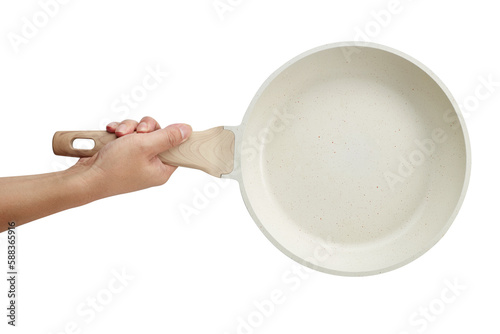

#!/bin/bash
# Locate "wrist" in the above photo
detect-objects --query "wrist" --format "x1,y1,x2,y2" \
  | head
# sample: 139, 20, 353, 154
62, 164, 106, 204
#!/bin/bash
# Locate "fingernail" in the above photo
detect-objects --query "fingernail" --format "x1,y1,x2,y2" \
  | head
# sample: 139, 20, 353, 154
137, 122, 148, 132
116, 124, 126, 134
107, 122, 118, 129
177, 124, 192, 141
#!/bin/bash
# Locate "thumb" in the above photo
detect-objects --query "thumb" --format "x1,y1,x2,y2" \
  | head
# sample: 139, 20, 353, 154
145, 123, 192, 155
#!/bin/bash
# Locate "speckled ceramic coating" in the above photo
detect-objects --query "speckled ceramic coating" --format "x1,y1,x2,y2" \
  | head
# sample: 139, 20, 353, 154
224, 42, 470, 276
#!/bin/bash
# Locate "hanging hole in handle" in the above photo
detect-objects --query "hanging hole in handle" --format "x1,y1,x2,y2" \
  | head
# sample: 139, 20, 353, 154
72, 138, 96, 150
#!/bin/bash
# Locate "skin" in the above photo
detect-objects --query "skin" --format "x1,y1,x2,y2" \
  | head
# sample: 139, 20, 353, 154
0, 116, 192, 233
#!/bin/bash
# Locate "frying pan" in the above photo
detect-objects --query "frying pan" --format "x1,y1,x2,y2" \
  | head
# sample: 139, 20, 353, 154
53, 42, 471, 276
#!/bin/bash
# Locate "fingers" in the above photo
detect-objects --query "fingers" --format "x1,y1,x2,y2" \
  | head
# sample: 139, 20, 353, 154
107, 117, 161, 136
137, 116, 161, 133
106, 122, 119, 133
145, 123, 192, 155
107, 119, 142, 137
115, 119, 139, 137
104, 118, 191, 156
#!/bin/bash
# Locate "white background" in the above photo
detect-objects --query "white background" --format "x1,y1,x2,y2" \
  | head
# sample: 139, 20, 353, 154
0, 0, 499, 333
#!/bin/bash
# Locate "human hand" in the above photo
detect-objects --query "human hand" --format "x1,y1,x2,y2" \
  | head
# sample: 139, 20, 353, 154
71, 116, 192, 200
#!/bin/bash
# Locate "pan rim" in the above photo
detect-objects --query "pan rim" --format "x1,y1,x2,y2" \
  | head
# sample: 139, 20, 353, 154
224, 41, 471, 276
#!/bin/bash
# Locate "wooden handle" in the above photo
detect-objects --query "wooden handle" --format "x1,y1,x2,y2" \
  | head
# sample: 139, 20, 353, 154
52, 131, 116, 157
52, 127, 235, 177
158, 127, 234, 177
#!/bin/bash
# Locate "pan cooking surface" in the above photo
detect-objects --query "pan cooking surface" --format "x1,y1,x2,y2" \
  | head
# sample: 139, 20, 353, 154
236, 44, 469, 275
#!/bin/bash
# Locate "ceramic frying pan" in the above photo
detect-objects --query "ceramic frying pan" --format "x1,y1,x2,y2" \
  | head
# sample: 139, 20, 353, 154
53, 42, 470, 276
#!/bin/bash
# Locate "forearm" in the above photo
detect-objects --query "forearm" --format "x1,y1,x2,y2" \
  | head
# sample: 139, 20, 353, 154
0, 167, 95, 232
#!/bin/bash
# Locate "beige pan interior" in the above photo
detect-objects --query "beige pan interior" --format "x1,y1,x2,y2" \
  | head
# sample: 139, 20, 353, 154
227, 43, 470, 276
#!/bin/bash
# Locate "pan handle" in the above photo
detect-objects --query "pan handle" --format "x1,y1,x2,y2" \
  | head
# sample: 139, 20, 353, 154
52, 127, 235, 177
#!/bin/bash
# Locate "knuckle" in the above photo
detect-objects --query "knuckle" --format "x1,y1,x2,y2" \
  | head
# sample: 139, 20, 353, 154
123, 119, 138, 127
140, 116, 153, 123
